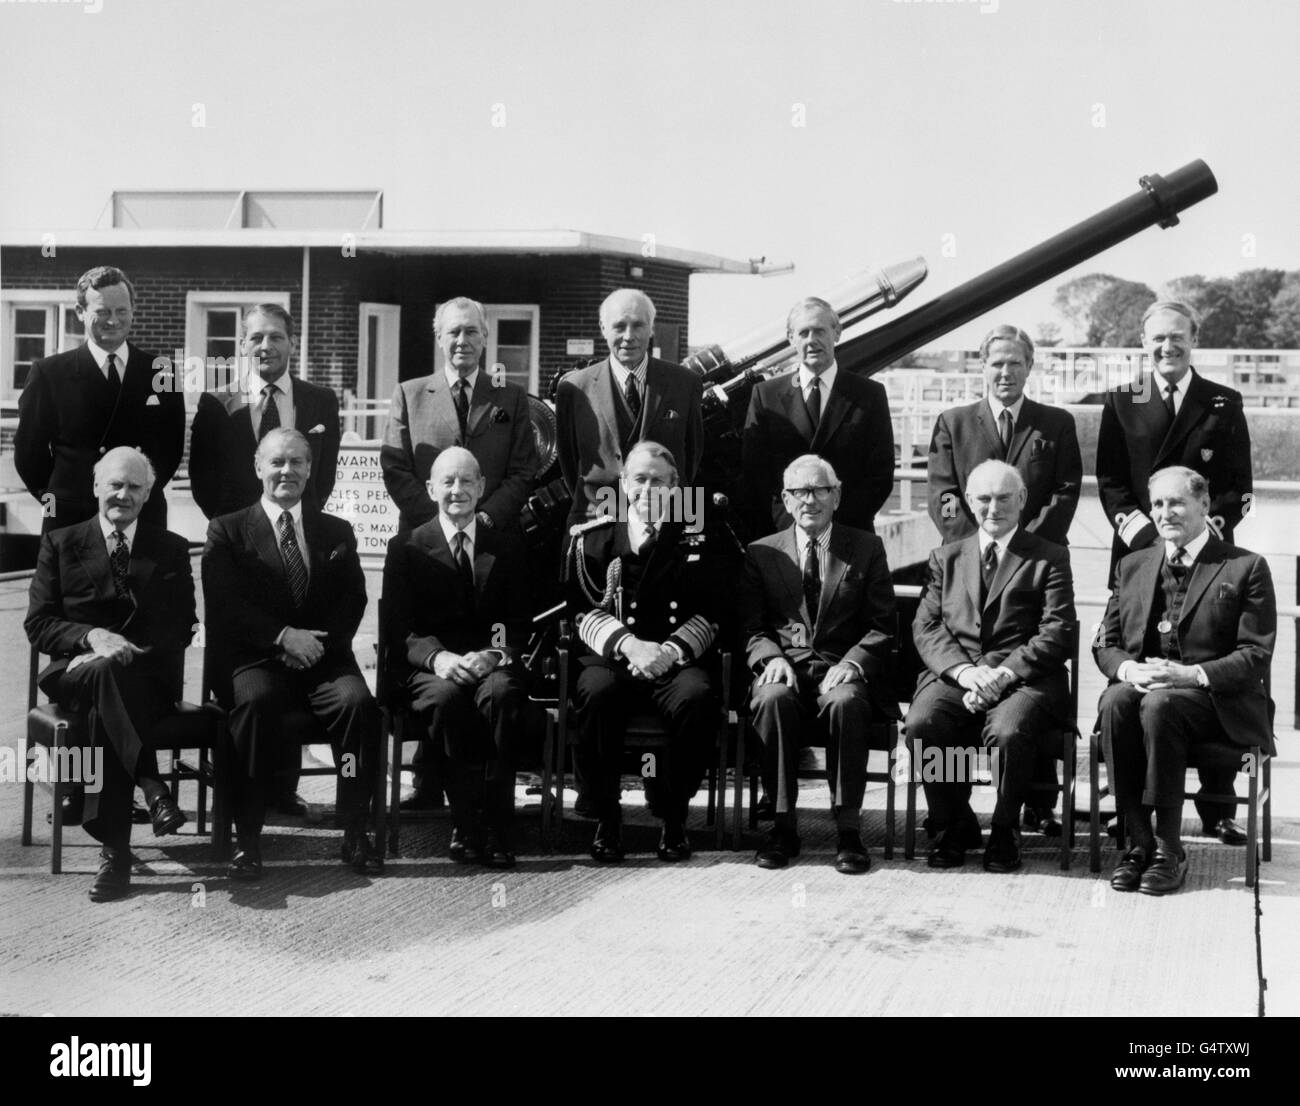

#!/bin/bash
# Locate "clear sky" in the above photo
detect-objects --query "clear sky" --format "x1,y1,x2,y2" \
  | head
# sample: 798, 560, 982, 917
2, 0, 1297, 351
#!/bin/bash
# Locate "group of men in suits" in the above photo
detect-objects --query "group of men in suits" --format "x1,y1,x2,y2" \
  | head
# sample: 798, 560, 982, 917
16, 264, 1275, 896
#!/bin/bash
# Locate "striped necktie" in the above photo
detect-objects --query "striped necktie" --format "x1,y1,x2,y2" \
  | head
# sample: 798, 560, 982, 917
279, 510, 308, 607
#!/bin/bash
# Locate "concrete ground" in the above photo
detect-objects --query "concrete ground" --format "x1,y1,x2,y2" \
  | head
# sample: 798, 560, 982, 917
1, 500, 1297, 1017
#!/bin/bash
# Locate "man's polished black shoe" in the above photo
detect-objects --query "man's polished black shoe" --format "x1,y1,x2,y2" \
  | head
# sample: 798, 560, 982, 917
657, 820, 692, 862
983, 825, 1022, 873
131, 800, 150, 824
342, 825, 384, 874
590, 818, 624, 863
88, 848, 130, 902
149, 794, 186, 837
834, 830, 870, 874
1206, 818, 1248, 846
484, 828, 517, 869
448, 826, 485, 865
755, 827, 801, 869
1110, 846, 1150, 892
400, 789, 445, 812
228, 833, 263, 881
1138, 847, 1188, 895
274, 791, 309, 817
928, 811, 982, 868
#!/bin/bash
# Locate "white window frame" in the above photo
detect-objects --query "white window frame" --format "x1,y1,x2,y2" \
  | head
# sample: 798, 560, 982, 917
1, 289, 80, 403
485, 304, 541, 394
184, 290, 293, 408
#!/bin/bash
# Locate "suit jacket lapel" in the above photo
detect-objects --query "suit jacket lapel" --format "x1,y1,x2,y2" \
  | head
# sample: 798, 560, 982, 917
1159, 372, 1206, 462
984, 532, 1025, 611
465, 372, 494, 438
428, 374, 463, 443
640, 362, 665, 434
596, 365, 624, 454
975, 402, 1005, 459
777, 527, 809, 622
960, 537, 982, 614
1179, 536, 1226, 625
247, 508, 288, 590
125, 524, 160, 599
1131, 548, 1163, 643
73, 519, 118, 604
818, 525, 851, 626
781, 373, 815, 444
1005, 401, 1036, 465
811, 376, 849, 451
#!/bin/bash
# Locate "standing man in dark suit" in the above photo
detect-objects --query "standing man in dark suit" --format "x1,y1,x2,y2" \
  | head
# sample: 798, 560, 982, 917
1096, 300, 1254, 843
381, 296, 538, 534
202, 428, 382, 880
556, 289, 703, 530
738, 455, 899, 874
566, 441, 718, 863
189, 303, 340, 519
24, 447, 193, 901
906, 461, 1076, 873
927, 325, 1082, 546
16, 266, 185, 533
742, 297, 895, 537
383, 447, 533, 868
1095, 466, 1274, 895
189, 303, 340, 817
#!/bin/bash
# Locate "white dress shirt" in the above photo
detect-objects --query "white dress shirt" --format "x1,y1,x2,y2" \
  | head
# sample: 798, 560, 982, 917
86, 337, 129, 380
247, 370, 295, 430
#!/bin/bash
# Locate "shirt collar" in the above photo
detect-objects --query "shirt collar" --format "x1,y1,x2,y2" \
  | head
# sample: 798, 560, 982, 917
248, 368, 293, 402
1167, 526, 1211, 564
99, 515, 138, 548
978, 525, 1018, 557
260, 497, 303, 529
444, 366, 479, 393
628, 510, 665, 551
86, 337, 128, 370
986, 394, 1026, 423
608, 355, 648, 390
798, 361, 837, 396
794, 522, 833, 558
439, 512, 477, 550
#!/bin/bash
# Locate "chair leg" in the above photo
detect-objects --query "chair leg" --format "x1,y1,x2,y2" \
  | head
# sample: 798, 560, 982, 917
1263, 755, 1272, 864
51, 722, 67, 875
1060, 729, 1073, 871
714, 726, 727, 851
731, 717, 745, 850
21, 742, 34, 847
1246, 757, 1259, 888
373, 713, 390, 858
1089, 728, 1102, 874
883, 733, 896, 861
904, 736, 917, 860
211, 716, 232, 861
539, 711, 555, 843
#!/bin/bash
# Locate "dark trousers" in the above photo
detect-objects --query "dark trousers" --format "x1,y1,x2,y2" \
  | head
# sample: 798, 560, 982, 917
748, 669, 876, 831
1100, 683, 1233, 813
906, 679, 1056, 831
47, 657, 172, 848
229, 656, 378, 834
408, 669, 528, 829
574, 658, 716, 821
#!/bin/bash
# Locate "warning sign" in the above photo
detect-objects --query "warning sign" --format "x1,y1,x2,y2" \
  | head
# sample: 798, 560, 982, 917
329, 444, 398, 559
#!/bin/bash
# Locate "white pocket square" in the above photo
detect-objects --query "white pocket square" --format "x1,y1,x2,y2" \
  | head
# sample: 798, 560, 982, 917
145, 395, 161, 407
308, 424, 325, 434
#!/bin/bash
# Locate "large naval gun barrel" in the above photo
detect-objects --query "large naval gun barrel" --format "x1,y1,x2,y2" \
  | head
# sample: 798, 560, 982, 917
836, 159, 1219, 376
685, 258, 928, 423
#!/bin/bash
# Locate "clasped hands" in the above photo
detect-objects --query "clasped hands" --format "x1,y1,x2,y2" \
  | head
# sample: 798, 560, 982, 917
1122, 657, 1202, 692
281, 628, 328, 670
78, 628, 148, 668
433, 649, 501, 686
956, 664, 1016, 713
619, 636, 680, 680
758, 656, 860, 696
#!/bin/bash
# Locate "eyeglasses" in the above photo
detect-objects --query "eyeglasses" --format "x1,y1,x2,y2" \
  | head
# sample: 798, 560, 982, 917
782, 485, 835, 501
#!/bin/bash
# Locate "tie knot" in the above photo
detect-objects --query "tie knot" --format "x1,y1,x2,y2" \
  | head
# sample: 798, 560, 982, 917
1165, 383, 1176, 397
984, 542, 999, 565
1171, 546, 1186, 566
280, 510, 293, 530
263, 384, 276, 399
112, 529, 126, 544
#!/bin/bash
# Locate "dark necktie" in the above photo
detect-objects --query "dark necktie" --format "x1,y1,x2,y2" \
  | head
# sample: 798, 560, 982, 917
999, 409, 1013, 456
110, 529, 130, 598
803, 539, 821, 624
279, 510, 308, 607
625, 373, 642, 419
455, 379, 470, 440
807, 376, 822, 431
640, 520, 658, 553
105, 353, 121, 398
1162, 382, 1177, 429
455, 530, 475, 594
1169, 545, 1188, 580
981, 541, 999, 603
258, 384, 282, 440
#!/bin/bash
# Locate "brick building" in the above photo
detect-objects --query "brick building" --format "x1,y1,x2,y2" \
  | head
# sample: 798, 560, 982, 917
1, 190, 761, 441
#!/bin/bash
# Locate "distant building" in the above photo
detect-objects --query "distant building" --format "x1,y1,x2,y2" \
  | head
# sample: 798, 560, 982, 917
1, 189, 764, 443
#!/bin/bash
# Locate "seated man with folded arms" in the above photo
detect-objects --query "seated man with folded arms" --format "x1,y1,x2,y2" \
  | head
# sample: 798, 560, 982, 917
1095, 466, 1275, 895
566, 440, 718, 863
25, 447, 195, 902
737, 454, 899, 874
906, 460, 1075, 873
382, 447, 532, 868
202, 428, 382, 880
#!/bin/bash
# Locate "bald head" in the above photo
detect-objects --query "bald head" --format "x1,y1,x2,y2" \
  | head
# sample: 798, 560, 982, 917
965, 460, 1026, 538
429, 446, 484, 527
600, 288, 656, 370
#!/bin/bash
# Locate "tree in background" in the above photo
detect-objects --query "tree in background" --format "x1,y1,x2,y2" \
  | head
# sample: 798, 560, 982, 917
1085, 280, 1156, 346
1051, 273, 1119, 344
1266, 274, 1300, 347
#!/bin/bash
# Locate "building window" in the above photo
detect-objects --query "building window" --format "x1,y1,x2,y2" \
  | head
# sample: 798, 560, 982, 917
486, 305, 540, 394
1, 293, 81, 403
184, 290, 292, 405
